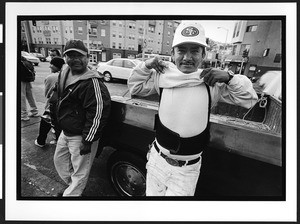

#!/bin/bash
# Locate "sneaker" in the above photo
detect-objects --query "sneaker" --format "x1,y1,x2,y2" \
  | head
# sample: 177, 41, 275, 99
21, 117, 30, 121
28, 112, 39, 117
34, 139, 45, 148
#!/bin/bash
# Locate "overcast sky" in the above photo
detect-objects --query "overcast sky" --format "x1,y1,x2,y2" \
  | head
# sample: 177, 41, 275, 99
200, 20, 237, 43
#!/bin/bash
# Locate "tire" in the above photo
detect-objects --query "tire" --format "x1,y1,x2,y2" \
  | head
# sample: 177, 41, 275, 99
103, 72, 112, 82
107, 150, 147, 197
34, 63, 39, 66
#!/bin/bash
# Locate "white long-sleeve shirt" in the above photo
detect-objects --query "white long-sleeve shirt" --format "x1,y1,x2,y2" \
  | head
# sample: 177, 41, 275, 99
128, 61, 258, 138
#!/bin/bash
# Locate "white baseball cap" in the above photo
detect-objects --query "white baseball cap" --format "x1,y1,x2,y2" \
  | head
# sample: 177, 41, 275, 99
172, 20, 208, 48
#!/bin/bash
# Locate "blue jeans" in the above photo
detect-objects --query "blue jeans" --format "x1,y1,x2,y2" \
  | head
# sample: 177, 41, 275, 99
146, 141, 202, 196
54, 131, 98, 196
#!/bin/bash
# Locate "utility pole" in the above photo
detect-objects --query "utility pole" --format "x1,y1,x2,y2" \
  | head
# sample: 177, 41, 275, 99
86, 20, 90, 52
142, 20, 147, 61
24, 21, 31, 52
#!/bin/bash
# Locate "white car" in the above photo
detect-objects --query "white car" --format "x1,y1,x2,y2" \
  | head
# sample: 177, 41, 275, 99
21, 51, 40, 66
97, 58, 141, 82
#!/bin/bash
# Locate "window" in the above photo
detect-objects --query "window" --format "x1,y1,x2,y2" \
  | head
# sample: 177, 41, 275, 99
33, 38, 37, 44
112, 53, 121, 59
112, 32, 116, 38
69, 27, 72, 33
91, 28, 97, 35
241, 44, 251, 55
129, 22, 136, 29
274, 54, 281, 63
167, 22, 172, 28
78, 27, 83, 34
148, 26, 154, 33
46, 38, 51, 44
53, 38, 58, 44
119, 33, 122, 38
112, 59, 123, 67
232, 45, 237, 55
263, 48, 270, 57
119, 43, 122, 49
112, 42, 116, 48
32, 27, 35, 33
167, 31, 171, 37
246, 25, 258, 32
124, 60, 135, 68
65, 27, 68, 33
38, 37, 43, 44
112, 20, 117, 26
119, 21, 123, 27
166, 41, 170, 46
101, 29, 105, 37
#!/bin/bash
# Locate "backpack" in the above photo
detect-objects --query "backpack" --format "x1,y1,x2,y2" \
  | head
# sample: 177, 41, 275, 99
22, 60, 36, 82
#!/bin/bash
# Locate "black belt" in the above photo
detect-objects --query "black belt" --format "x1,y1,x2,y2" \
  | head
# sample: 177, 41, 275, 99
153, 142, 200, 167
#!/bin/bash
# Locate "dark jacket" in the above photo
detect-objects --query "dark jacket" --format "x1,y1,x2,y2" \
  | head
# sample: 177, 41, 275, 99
20, 57, 35, 82
56, 66, 111, 144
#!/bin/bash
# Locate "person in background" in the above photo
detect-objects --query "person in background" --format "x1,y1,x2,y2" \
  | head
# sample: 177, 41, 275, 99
54, 40, 111, 197
49, 49, 61, 59
20, 56, 39, 121
128, 20, 258, 196
35, 57, 65, 147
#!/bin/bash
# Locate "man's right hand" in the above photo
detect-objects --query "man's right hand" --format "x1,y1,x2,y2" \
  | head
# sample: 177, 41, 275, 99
145, 56, 168, 74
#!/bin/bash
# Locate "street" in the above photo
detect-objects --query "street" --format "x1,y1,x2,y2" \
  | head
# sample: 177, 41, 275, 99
21, 61, 128, 197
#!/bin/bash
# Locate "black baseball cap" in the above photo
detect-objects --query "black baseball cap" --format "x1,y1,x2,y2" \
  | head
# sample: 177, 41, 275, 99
63, 40, 88, 56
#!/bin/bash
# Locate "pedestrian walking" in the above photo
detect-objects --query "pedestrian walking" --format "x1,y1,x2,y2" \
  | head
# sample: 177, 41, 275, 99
35, 57, 65, 147
53, 40, 111, 197
20, 56, 39, 121
128, 20, 258, 196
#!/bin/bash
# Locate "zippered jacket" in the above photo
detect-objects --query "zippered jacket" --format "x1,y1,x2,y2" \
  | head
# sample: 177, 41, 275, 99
56, 66, 111, 144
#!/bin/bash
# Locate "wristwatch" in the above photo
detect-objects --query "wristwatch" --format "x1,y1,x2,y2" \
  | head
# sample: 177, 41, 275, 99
225, 70, 234, 84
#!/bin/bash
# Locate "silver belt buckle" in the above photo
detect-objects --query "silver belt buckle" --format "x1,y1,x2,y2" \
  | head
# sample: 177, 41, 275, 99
165, 157, 180, 166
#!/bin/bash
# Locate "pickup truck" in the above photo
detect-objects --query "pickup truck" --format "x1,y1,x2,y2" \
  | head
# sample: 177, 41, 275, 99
98, 88, 282, 199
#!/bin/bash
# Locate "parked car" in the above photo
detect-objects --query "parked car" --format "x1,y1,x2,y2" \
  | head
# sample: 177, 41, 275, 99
30, 53, 46, 62
21, 51, 39, 66
97, 58, 141, 82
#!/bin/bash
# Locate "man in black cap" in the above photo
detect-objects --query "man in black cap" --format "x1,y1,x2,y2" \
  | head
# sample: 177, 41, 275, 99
53, 40, 111, 197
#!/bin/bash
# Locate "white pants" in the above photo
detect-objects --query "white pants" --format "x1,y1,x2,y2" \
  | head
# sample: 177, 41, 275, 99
21, 82, 38, 118
146, 142, 202, 196
54, 131, 98, 196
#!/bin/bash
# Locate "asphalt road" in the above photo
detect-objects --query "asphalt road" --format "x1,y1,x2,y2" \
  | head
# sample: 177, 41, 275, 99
21, 61, 129, 198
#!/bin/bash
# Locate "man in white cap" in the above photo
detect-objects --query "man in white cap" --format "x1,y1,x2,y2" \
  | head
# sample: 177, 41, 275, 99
128, 21, 258, 196
53, 40, 111, 197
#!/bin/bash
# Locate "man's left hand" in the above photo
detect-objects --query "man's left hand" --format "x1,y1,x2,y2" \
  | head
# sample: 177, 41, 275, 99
200, 68, 231, 86
80, 142, 92, 155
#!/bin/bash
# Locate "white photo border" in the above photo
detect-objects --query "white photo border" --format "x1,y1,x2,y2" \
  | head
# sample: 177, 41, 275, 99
5, 2, 297, 222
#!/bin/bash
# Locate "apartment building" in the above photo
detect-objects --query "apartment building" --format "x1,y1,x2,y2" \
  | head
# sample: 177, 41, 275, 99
21, 19, 178, 62
227, 20, 282, 77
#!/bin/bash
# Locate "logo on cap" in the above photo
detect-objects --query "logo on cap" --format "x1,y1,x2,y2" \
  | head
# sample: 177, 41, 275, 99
181, 26, 199, 37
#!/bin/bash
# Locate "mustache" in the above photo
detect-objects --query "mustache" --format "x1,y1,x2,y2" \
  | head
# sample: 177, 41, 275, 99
181, 60, 194, 65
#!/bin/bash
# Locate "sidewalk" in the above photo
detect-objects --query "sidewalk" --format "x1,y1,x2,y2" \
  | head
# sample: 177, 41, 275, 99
21, 102, 67, 197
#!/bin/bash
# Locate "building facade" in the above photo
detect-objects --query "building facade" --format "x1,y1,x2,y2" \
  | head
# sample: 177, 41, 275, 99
21, 19, 179, 62
227, 20, 282, 77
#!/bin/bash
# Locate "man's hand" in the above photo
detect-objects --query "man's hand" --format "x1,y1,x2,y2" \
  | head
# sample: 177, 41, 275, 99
200, 68, 232, 86
145, 56, 168, 74
80, 141, 92, 155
